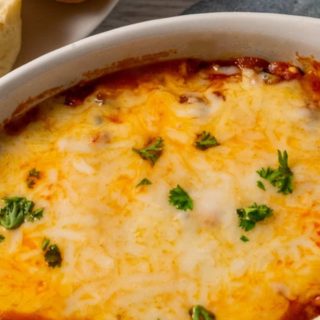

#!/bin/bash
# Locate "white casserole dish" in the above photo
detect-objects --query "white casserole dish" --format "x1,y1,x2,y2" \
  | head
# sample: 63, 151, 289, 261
0, 12, 320, 121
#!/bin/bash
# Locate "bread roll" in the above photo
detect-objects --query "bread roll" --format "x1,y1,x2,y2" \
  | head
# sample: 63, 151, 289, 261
0, 0, 21, 76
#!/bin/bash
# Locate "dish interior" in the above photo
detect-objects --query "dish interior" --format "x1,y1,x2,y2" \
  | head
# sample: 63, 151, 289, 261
1, 56, 320, 320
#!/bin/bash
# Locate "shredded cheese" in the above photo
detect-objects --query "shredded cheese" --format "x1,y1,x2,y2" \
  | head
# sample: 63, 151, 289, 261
0, 59, 319, 319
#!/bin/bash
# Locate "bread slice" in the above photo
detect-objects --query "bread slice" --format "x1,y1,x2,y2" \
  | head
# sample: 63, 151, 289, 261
0, 0, 21, 76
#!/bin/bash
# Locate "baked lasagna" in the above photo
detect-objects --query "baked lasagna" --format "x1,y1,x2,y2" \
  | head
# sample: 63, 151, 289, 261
1, 56, 320, 320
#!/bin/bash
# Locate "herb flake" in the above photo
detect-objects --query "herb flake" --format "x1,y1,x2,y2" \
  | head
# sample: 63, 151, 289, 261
257, 150, 293, 194
42, 240, 62, 268
195, 131, 219, 150
257, 180, 266, 191
42, 238, 50, 251
136, 178, 152, 187
27, 168, 41, 189
26, 208, 44, 222
133, 137, 164, 165
240, 235, 249, 242
0, 235, 5, 243
190, 305, 216, 320
169, 185, 193, 211
237, 203, 273, 231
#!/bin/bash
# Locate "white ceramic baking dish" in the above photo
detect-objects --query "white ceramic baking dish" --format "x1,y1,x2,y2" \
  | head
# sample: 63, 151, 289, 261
0, 12, 320, 121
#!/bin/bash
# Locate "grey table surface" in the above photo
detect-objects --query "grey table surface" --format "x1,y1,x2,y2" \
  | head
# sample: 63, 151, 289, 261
185, 0, 320, 17
94, 0, 320, 35
94, 0, 198, 34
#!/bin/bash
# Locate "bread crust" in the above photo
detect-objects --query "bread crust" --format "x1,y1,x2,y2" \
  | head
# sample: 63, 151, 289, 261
0, 0, 22, 76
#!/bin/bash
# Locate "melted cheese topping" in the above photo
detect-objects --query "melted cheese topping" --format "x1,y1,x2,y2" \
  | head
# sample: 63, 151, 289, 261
0, 59, 320, 320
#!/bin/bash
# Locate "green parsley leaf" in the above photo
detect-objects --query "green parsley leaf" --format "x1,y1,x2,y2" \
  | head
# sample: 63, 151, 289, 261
44, 243, 62, 268
240, 235, 249, 242
0, 197, 33, 230
0, 235, 5, 243
237, 203, 273, 231
257, 150, 293, 194
169, 185, 193, 211
190, 305, 216, 320
195, 131, 219, 150
257, 180, 266, 191
0, 197, 44, 230
136, 178, 152, 187
27, 168, 41, 189
133, 137, 164, 165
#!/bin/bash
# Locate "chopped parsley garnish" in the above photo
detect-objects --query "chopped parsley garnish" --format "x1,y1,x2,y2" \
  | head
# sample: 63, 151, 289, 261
169, 185, 193, 211
133, 137, 164, 165
257, 150, 293, 194
136, 178, 152, 187
195, 131, 219, 150
237, 203, 273, 231
0, 197, 44, 230
190, 305, 216, 320
42, 239, 62, 268
256, 180, 266, 191
0, 235, 5, 243
240, 235, 249, 242
26, 168, 41, 189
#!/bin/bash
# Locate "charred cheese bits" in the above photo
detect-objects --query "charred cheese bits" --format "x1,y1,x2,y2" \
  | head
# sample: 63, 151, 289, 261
0, 0, 21, 76
1, 57, 320, 320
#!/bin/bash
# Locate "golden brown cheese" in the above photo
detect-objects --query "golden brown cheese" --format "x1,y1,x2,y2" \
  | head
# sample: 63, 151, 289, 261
0, 58, 320, 320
